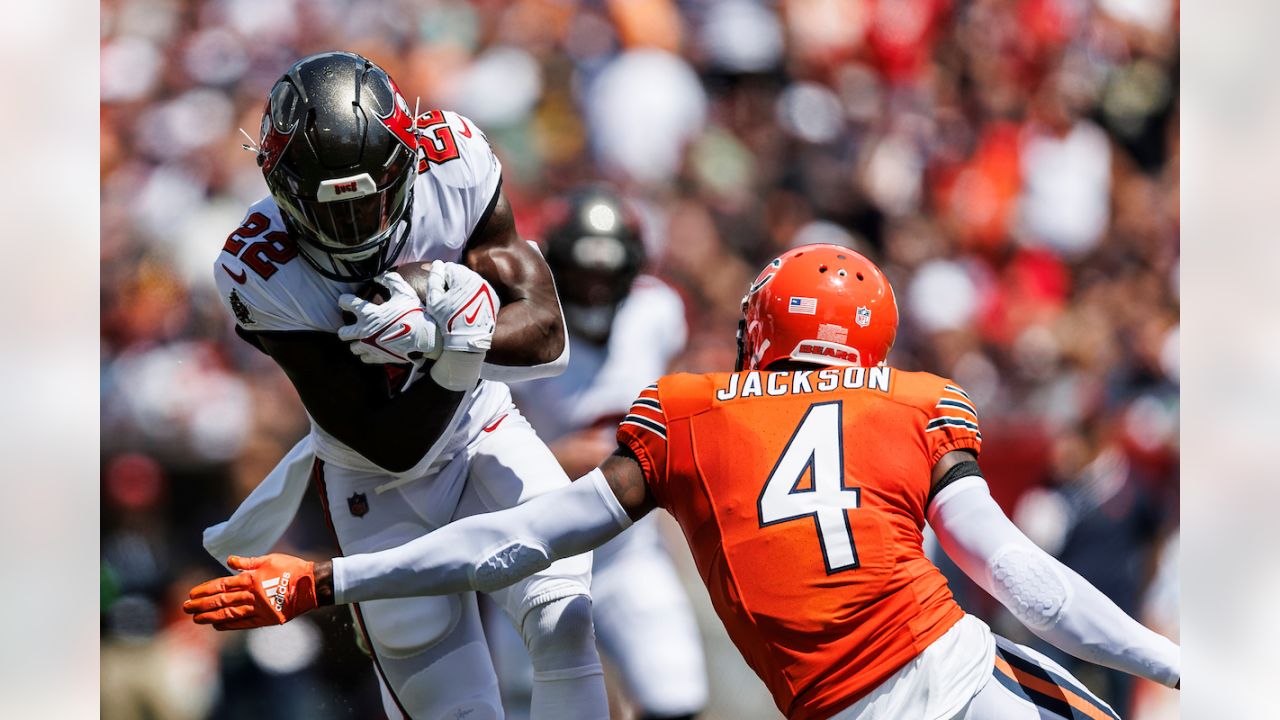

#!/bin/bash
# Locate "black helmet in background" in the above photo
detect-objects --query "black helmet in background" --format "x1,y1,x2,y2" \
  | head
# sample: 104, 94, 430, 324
543, 186, 646, 344
257, 51, 419, 281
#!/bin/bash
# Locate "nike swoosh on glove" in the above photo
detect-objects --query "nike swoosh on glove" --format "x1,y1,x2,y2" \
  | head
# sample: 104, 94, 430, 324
424, 261, 500, 391
184, 554, 318, 630
337, 271, 443, 366
424, 260, 499, 353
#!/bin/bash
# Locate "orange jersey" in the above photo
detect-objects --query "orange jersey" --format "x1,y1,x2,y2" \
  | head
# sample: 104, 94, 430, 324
616, 367, 982, 720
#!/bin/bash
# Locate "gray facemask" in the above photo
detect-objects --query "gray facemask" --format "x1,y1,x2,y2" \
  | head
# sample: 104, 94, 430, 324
563, 302, 617, 342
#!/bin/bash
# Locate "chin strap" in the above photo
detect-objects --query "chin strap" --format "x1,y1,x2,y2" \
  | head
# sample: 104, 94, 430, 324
734, 317, 747, 372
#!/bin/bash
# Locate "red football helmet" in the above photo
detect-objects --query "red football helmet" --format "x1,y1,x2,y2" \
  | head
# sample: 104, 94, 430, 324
736, 244, 899, 371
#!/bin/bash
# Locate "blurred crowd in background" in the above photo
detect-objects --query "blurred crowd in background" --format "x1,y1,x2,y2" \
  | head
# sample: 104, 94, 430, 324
100, 0, 1180, 718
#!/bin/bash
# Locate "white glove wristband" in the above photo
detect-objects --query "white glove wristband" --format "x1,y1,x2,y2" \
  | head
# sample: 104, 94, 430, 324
423, 261, 500, 390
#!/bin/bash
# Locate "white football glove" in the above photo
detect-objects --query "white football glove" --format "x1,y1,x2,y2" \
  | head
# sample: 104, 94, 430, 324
337, 271, 443, 367
423, 260, 500, 391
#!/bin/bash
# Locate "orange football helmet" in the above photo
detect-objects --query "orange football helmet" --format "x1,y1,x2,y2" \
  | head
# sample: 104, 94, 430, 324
735, 244, 899, 371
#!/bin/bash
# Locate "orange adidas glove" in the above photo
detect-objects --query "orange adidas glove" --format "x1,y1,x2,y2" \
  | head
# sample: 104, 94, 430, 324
183, 554, 318, 631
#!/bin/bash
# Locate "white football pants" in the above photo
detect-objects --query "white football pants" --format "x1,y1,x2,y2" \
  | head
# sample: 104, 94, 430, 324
313, 406, 606, 719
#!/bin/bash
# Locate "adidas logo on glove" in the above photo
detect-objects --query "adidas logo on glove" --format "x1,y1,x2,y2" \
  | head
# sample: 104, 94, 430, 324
261, 572, 292, 612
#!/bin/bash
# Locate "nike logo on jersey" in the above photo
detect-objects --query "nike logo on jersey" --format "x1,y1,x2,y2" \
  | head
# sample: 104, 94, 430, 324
482, 414, 509, 433
458, 117, 473, 138
222, 264, 247, 284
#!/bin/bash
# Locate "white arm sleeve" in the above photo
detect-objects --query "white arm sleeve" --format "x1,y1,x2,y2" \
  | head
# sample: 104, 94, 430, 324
332, 469, 631, 604
479, 333, 569, 381
929, 477, 1180, 688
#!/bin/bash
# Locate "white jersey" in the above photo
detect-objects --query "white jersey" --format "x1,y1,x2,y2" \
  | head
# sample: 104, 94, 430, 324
511, 276, 687, 442
213, 110, 508, 476
502, 279, 708, 715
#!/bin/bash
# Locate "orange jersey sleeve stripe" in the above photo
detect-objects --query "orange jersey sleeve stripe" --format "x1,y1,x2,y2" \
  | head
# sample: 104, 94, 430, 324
935, 398, 978, 418
620, 416, 666, 440
623, 387, 667, 436
617, 381, 673, 503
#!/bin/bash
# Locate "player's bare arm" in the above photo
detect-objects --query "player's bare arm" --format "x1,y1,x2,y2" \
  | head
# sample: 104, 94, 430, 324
600, 446, 658, 521
254, 330, 464, 472
463, 190, 567, 367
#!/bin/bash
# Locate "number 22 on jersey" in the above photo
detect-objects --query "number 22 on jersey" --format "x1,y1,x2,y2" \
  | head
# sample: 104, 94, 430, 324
757, 401, 862, 574
222, 212, 298, 281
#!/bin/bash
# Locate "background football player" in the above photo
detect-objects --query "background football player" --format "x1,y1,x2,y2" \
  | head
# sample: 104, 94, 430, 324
188, 245, 1179, 719
202, 51, 607, 720
483, 187, 708, 720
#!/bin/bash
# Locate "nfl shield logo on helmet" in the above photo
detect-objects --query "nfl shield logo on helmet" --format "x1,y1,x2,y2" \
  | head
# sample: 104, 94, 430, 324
856, 306, 872, 328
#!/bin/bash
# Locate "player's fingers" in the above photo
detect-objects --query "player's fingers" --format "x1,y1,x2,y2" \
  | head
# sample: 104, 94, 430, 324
191, 608, 232, 625
380, 271, 415, 298
336, 323, 363, 341
183, 590, 257, 615
337, 293, 369, 313
214, 617, 269, 631
427, 260, 448, 297
350, 345, 383, 364
188, 573, 253, 599
196, 604, 263, 629
227, 555, 265, 572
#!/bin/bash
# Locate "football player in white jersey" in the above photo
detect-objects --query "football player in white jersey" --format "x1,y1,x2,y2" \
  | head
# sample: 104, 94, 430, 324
202, 52, 607, 720
489, 188, 708, 720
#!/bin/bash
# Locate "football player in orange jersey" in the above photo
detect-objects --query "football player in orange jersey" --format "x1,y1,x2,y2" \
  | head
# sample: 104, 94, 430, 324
186, 244, 1180, 719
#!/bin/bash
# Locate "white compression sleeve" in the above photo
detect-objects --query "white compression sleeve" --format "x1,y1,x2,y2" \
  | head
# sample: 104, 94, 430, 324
480, 329, 569, 382
333, 469, 632, 604
928, 477, 1180, 688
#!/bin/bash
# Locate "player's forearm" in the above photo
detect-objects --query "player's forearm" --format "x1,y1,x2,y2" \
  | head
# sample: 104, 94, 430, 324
929, 478, 1180, 688
1026, 558, 1180, 686
486, 296, 567, 369
463, 191, 568, 371
330, 469, 631, 604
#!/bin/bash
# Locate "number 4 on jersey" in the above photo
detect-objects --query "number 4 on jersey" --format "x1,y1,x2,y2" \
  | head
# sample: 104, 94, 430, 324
758, 401, 862, 574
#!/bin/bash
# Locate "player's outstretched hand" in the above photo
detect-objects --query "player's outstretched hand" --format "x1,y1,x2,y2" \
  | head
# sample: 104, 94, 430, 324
184, 554, 318, 631
337, 271, 443, 366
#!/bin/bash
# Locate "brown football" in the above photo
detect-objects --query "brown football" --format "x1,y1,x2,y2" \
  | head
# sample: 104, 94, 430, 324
340, 261, 434, 327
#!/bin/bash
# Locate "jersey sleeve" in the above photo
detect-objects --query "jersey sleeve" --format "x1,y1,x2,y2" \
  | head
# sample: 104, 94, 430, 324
213, 206, 322, 333
615, 383, 671, 504
924, 381, 983, 464
419, 110, 503, 240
